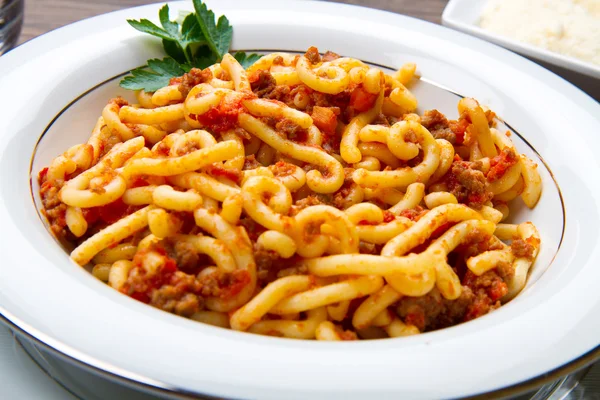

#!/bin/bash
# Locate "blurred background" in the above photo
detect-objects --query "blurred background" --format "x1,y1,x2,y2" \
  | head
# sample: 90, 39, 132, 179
18, 0, 446, 43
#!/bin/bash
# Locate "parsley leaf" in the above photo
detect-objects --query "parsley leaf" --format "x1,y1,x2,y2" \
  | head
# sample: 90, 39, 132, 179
158, 5, 179, 37
120, 58, 186, 91
193, 47, 219, 69
128, 5, 205, 64
121, 1, 261, 91
193, 0, 232, 60
162, 39, 186, 64
234, 51, 262, 69
127, 18, 174, 42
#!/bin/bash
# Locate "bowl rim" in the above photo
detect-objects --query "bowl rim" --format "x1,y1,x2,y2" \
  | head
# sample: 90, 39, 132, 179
2, 1, 600, 399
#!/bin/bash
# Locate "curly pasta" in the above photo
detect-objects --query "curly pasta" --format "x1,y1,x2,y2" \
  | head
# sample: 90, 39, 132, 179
37, 47, 542, 340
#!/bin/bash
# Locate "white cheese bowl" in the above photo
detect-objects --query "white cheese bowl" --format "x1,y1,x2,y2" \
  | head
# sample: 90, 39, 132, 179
442, 0, 600, 80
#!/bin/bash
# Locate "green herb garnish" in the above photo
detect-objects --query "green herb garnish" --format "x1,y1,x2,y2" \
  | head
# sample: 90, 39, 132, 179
120, 0, 259, 91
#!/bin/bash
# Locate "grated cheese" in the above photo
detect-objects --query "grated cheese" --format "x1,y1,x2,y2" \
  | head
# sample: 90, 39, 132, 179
479, 0, 600, 66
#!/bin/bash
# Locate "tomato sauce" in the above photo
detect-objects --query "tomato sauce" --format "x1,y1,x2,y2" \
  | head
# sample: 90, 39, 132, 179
125, 249, 179, 304
349, 86, 377, 112
218, 269, 251, 300
206, 164, 242, 184
82, 199, 138, 225
399, 207, 427, 222
382, 210, 395, 223
193, 93, 254, 133
449, 119, 469, 145
487, 148, 518, 182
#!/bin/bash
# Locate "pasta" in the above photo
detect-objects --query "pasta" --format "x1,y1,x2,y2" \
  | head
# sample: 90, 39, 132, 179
37, 47, 542, 341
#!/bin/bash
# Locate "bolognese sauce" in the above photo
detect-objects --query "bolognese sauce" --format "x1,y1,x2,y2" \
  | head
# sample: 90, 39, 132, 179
37, 48, 542, 340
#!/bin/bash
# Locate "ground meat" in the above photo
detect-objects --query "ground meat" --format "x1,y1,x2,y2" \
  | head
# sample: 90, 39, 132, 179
289, 195, 325, 216
243, 155, 262, 170
254, 248, 304, 287
262, 85, 292, 102
177, 68, 213, 98
250, 70, 277, 97
421, 109, 448, 130
249, 74, 296, 105
332, 168, 359, 210
38, 171, 69, 239
234, 127, 251, 141
172, 241, 201, 270
511, 238, 535, 259
462, 269, 508, 321
496, 260, 515, 281
43, 202, 68, 239
358, 241, 378, 254
404, 128, 419, 145
443, 157, 493, 208
457, 229, 494, 258
272, 55, 284, 65
305, 46, 321, 64
396, 287, 475, 331
371, 113, 391, 127
270, 161, 297, 178
309, 91, 331, 109
109, 97, 128, 108
173, 140, 200, 156
126, 241, 250, 315
333, 186, 357, 210
260, 116, 278, 128
275, 118, 307, 141
238, 217, 267, 242
316, 88, 356, 123
420, 109, 457, 144
160, 237, 210, 272
276, 264, 308, 279
431, 129, 454, 145
454, 163, 486, 192
197, 269, 252, 300
487, 147, 518, 182
322, 51, 341, 62
396, 261, 512, 331
150, 272, 204, 317
97, 131, 121, 161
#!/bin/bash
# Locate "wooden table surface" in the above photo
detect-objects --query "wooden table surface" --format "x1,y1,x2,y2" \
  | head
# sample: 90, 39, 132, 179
19, 0, 449, 44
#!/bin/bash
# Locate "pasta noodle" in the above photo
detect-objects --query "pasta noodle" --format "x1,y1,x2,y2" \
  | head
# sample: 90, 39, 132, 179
37, 47, 543, 340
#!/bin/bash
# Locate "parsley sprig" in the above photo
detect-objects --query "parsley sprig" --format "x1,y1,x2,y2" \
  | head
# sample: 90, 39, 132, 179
120, 0, 259, 92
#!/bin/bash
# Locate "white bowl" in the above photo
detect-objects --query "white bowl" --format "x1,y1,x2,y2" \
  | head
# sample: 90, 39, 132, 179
1, 1, 600, 399
442, 0, 600, 80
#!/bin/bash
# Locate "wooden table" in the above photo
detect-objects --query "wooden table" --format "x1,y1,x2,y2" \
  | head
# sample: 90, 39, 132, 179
19, 0, 449, 44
